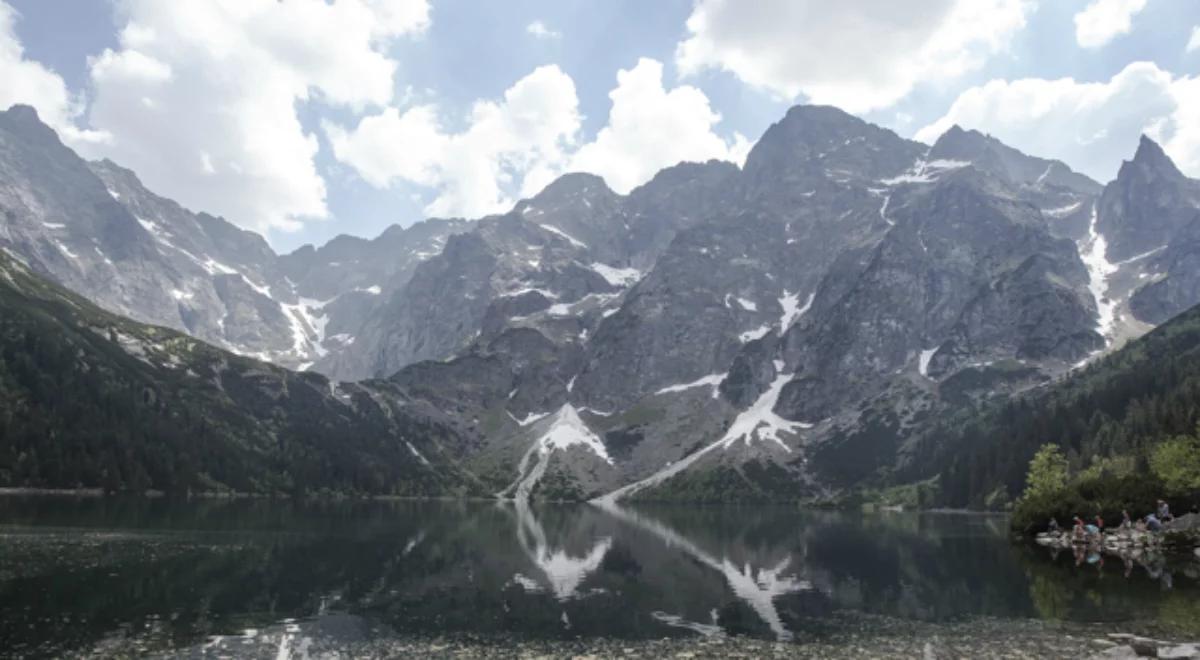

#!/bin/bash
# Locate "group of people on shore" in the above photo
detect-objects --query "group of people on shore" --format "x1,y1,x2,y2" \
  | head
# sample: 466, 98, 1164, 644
1047, 500, 1177, 542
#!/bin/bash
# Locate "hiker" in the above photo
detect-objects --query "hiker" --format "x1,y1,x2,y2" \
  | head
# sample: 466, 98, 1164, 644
1047, 517, 1060, 534
1145, 513, 1163, 533
1120, 510, 1133, 530
1094, 514, 1105, 533
1157, 500, 1173, 522
1073, 515, 1086, 541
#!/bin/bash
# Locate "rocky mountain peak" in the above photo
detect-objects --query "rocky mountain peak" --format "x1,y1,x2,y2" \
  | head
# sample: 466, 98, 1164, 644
743, 104, 926, 188
928, 124, 1099, 195
0, 104, 55, 140
1126, 134, 1184, 181
526, 172, 615, 206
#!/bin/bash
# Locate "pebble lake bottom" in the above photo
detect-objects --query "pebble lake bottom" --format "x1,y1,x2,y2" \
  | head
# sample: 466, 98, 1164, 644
1, 498, 1197, 658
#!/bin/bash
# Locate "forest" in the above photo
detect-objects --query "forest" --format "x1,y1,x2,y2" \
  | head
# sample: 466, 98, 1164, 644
0, 252, 481, 498
905, 299, 1200, 516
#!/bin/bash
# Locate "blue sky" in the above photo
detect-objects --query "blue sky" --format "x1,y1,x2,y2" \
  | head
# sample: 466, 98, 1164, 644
1, 0, 1198, 254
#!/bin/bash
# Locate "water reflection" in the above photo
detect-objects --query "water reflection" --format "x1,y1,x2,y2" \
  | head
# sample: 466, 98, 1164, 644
0, 498, 1197, 658
510, 498, 612, 601
597, 502, 814, 640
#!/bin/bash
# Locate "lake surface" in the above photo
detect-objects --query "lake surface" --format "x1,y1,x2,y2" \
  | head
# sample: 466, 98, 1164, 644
1, 498, 1198, 657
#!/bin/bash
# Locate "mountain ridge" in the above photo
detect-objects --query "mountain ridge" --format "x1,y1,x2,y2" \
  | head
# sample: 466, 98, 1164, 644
3, 101, 1198, 503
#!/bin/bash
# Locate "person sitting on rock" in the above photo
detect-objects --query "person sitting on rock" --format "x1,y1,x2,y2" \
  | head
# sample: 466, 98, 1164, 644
1145, 513, 1163, 533
1094, 514, 1105, 533
1157, 499, 1173, 522
1073, 516, 1086, 540
1120, 509, 1132, 530
1048, 517, 1060, 534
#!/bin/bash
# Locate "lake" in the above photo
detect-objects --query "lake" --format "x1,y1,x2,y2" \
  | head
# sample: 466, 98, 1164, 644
1, 498, 1197, 658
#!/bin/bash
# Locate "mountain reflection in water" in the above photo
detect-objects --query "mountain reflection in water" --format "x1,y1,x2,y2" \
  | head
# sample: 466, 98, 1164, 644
0, 498, 1197, 658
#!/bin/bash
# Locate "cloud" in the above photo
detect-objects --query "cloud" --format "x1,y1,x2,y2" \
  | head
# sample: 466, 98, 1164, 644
326, 64, 582, 218
327, 58, 748, 215
1188, 25, 1200, 53
915, 62, 1200, 183
674, 0, 1031, 113
1074, 0, 1147, 49
0, 1, 104, 144
526, 20, 560, 39
76, 0, 429, 234
567, 58, 750, 194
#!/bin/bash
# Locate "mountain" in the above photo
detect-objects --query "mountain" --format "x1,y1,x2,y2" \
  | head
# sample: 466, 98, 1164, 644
12, 100, 1197, 505
0, 247, 481, 496
314, 105, 1109, 503
1095, 136, 1200, 331
0, 105, 465, 371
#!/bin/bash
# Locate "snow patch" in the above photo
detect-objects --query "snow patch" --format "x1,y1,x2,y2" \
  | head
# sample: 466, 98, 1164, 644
136, 216, 166, 237
538, 406, 609, 461
590, 262, 641, 287
239, 275, 272, 298
502, 286, 559, 300
53, 241, 79, 259
1042, 201, 1082, 218
507, 410, 550, 427
406, 441, 431, 467
202, 258, 237, 276
1115, 245, 1166, 266
280, 296, 332, 360
880, 158, 968, 186
739, 324, 772, 343
735, 297, 757, 312
1078, 203, 1117, 342
656, 373, 726, 397
778, 290, 814, 331
538, 224, 587, 249
718, 372, 811, 452
918, 347, 939, 378
41, 222, 66, 230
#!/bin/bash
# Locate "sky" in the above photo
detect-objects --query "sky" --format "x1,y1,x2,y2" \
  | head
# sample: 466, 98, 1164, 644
1, 0, 1198, 253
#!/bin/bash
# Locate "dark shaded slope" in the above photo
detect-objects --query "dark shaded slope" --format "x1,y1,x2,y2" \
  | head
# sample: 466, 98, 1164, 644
0, 249, 482, 497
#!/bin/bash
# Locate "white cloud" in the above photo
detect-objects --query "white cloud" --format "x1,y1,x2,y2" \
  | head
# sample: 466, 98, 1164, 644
915, 62, 1200, 183
526, 20, 560, 39
326, 65, 581, 218
674, 0, 1031, 113
1187, 25, 1200, 53
77, 0, 429, 234
1073, 0, 1147, 49
0, 1, 104, 144
567, 58, 750, 194
327, 57, 748, 214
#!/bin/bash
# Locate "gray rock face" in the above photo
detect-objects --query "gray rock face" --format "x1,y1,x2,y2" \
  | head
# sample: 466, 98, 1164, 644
324, 163, 740, 381
1092, 136, 1200, 326
1099, 136, 1200, 261
0, 104, 464, 372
